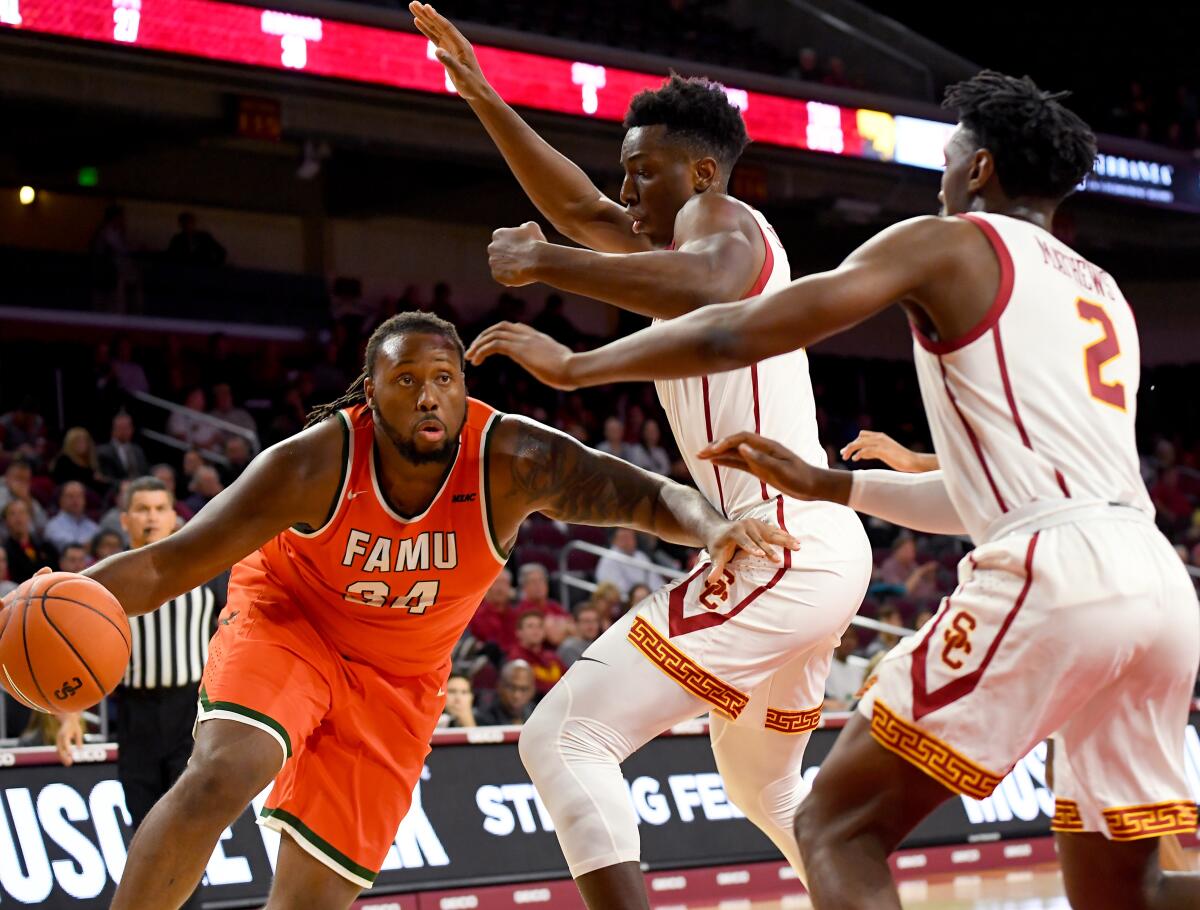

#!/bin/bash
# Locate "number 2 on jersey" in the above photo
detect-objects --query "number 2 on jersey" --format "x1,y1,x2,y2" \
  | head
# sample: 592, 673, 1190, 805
345, 580, 440, 614
1076, 298, 1126, 412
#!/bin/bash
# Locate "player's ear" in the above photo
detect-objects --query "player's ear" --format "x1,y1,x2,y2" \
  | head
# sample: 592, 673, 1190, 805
694, 156, 718, 192
363, 376, 376, 406
967, 149, 994, 195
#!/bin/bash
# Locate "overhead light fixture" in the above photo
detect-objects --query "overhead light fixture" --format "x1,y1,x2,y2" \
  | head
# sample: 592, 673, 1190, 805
18, 186, 36, 205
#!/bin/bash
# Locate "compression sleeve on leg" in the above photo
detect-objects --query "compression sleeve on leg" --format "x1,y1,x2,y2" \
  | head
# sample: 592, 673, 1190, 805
847, 470, 968, 536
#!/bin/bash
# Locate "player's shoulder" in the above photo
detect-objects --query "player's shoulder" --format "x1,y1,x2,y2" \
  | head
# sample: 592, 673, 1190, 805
260, 411, 348, 482
488, 413, 565, 464
674, 192, 760, 239
854, 215, 989, 265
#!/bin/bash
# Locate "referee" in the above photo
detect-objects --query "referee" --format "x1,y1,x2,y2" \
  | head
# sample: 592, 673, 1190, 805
57, 476, 224, 910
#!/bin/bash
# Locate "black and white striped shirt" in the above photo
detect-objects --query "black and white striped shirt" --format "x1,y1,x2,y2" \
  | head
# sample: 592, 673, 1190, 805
123, 577, 225, 690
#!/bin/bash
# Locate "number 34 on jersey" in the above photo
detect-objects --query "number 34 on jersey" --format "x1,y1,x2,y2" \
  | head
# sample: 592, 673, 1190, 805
341, 529, 459, 614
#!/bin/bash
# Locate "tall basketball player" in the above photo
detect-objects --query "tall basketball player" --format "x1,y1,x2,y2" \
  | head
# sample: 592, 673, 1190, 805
469, 72, 1200, 908
16, 313, 791, 910
415, 4, 872, 906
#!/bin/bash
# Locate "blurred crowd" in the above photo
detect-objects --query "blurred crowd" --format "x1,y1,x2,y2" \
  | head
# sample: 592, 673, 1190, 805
3, 281, 1199, 737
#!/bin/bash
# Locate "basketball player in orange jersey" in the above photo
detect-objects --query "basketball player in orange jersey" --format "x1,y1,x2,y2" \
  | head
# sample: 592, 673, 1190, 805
470, 72, 1200, 908
416, 5, 873, 905
18, 313, 793, 910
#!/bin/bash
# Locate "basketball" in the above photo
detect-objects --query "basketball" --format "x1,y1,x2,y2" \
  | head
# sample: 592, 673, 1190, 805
0, 572, 131, 714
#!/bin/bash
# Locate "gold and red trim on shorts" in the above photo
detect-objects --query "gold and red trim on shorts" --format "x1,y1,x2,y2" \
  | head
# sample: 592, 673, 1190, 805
1051, 799, 1085, 833
627, 616, 749, 720
764, 706, 822, 735
869, 700, 1004, 800
1101, 801, 1199, 841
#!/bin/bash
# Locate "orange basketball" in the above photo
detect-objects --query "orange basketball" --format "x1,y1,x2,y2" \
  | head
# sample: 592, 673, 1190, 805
0, 572, 131, 713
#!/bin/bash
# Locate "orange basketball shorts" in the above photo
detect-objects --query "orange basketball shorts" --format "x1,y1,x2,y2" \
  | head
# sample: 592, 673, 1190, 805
197, 587, 446, 889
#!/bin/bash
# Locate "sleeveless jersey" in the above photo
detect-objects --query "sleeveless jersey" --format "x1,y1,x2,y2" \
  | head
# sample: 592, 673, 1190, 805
655, 200, 828, 519
912, 213, 1152, 543
232, 399, 508, 676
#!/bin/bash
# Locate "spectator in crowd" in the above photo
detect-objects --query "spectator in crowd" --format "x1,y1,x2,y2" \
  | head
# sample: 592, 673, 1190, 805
595, 527, 669, 597
507, 611, 566, 696
44, 482, 101, 553
878, 533, 919, 586
51, 427, 110, 494
821, 56, 850, 88
517, 563, 571, 646
179, 449, 206, 501
437, 673, 478, 729
0, 549, 15, 597
167, 212, 227, 267
112, 336, 151, 395
150, 464, 177, 494
913, 607, 935, 631
474, 660, 536, 726
824, 626, 864, 710
591, 580, 624, 622
210, 383, 258, 443
0, 396, 48, 458
151, 465, 192, 522
99, 479, 133, 541
58, 543, 89, 574
630, 419, 671, 475
184, 466, 223, 516
89, 528, 125, 563
312, 342, 350, 403
0, 459, 48, 534
429, 281, 461, 324
626, 582, 652, 612
531, 294, 578, 346
597, 417, 637, 461
89, 204, 141, 313
219, 437, 253, 486
558, 602, 604, 667
3, 500, 56, 582
97, 412, 149, 481
865, 603, 905, 658
469, 569, 518, 653
168, 389, 222, 451
788, 46, 823, 82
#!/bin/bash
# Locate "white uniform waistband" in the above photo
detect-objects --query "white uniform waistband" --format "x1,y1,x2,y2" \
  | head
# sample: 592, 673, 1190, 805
980, 498, 1154, 544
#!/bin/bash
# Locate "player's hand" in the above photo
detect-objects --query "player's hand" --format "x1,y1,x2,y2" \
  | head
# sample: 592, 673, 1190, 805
55, 713, 85, 767
700, 432, 823, 501
467, 322, 578, 390
409, 3, 490, 101
840, 431, 938, 473
488, 222, 547, 287
705, 518, 800, 584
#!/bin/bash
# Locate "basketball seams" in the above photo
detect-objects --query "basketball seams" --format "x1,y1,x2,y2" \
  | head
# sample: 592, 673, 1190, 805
39, 594, 106, 698
40, 580, 131, 652
19, 590, 53, 711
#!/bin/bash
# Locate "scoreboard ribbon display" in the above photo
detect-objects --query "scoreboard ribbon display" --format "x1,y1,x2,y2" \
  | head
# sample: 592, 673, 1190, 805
0, 713, 1196, 907
3, 0, 1199, 210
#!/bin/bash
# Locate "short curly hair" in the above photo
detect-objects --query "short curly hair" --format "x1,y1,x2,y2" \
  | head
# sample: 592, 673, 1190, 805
943, 70, 1097, 201
624, 73, 750, 169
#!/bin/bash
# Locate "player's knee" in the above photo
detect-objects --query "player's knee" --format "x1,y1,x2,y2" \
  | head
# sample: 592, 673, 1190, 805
176, 729, 281, 816
518, 700, 558, 779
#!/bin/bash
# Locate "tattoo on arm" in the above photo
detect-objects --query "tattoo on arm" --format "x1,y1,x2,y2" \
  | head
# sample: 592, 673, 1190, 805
510, 422, 664, 527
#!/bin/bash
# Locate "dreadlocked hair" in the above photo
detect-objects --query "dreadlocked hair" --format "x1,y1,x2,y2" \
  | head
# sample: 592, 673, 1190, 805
624, 73, 750, 169
943, 70, 1097, 201
304, 312, 466, 428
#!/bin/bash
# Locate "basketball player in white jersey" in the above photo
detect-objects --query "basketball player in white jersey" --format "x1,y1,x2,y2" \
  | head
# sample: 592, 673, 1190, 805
414, 5, 871, 907
470, 71, 1200, 908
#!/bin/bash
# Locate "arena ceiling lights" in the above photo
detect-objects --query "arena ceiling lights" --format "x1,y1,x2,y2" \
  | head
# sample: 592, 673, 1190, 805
4, 0, 1196, 211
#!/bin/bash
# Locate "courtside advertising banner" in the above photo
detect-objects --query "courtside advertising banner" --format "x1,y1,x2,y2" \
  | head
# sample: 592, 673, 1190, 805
0, 714, 1196, 907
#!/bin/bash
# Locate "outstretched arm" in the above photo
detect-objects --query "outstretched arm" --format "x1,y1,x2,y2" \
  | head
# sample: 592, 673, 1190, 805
487, 198, 763, 319
489, 416, 798, 581
83, 422, 342, 616
411, 3, 647, 254
841, 431, 940, 473
468, 216, 956, 389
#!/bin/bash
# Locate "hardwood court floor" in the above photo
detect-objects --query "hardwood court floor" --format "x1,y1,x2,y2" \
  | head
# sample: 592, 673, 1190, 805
688, 863, 1070, 909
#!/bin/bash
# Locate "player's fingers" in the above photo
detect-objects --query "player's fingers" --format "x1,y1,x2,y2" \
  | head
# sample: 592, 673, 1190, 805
743, 524, 780, 562
706, 552, 729, 584
56, 734, 73, 767
706, 454, 750, 472
756, 522, 801, 551
697, 431, 755, 458
466, 339, 515, 365
731, 527, 768, 560
34, 567, 52, 577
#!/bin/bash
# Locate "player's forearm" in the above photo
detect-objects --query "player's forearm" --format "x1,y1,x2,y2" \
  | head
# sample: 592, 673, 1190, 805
531, 244, 714, 318
467, 88, 611, 236
847, 470, 967, 535
646, 481, 725, 548
85, 548, 173, 617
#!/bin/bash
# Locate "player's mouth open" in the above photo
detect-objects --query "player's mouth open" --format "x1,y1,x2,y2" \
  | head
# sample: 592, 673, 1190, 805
416, 420, 446, 441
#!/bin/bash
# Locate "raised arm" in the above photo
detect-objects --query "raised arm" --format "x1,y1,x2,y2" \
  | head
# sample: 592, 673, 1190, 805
487, 196, 763, 318
488, 416, 798, 580
411, 3, 647, 254
84, 421, 343, 616
467, 216, 970, 388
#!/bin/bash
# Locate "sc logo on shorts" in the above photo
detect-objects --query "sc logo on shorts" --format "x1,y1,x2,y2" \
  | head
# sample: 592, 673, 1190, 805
940, 611, 977, 670
698, 570, 735, 610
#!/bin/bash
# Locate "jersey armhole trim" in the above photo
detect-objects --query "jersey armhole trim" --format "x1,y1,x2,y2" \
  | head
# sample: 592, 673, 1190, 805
913, 213, 1014, 355
479, 412, 510, 564
289, 410, 352, 539
741, 215, 774, 299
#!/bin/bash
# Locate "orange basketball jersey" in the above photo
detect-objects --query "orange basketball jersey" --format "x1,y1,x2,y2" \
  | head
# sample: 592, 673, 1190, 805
228, 400, 508, 676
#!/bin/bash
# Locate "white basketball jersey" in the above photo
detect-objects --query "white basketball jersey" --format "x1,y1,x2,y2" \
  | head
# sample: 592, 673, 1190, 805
912, 212, 1152, 543
656, 201, 828, 519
